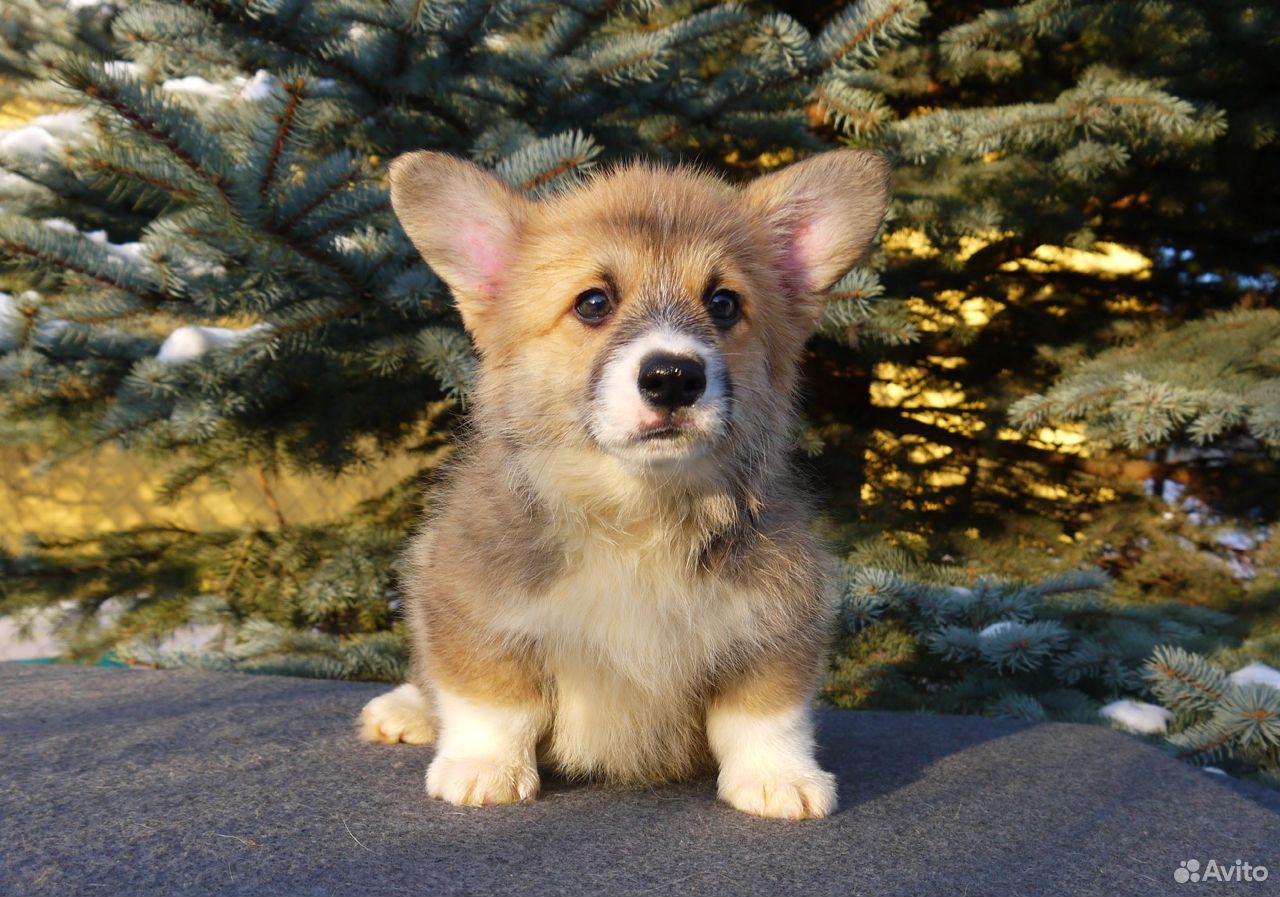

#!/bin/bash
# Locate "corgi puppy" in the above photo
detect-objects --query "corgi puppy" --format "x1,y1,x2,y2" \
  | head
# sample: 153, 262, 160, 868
359, 148, 890, 820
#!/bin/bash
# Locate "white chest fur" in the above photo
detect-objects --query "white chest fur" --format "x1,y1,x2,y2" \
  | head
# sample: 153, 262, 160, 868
495, 530, 766, 780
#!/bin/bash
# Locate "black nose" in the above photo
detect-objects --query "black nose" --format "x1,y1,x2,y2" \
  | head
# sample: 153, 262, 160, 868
638, 353, 706, 410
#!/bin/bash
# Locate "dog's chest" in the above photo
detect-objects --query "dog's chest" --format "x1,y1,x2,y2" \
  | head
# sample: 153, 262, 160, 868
499, 533, 763, 780
503, 534, 761, 686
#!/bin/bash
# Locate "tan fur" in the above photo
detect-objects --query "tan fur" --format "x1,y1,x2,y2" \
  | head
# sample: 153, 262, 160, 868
367, 149, 890, 812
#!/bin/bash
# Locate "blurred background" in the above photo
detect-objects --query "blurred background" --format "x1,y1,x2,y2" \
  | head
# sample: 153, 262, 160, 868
1, 1, 1277, 782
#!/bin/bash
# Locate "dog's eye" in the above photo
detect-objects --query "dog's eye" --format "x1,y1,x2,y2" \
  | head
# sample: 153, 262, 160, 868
574, 289, 613, 324
707, 289, 741, 328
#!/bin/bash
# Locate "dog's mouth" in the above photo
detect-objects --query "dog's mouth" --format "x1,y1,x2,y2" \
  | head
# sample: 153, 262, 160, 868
606, 413, 724, 467
634, 419, 693, 441
588, 413, 716, 465
637, 427, 683, 441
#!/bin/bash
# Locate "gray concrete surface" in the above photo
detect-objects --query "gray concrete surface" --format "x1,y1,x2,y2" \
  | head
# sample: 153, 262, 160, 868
1, 663, 1278, 896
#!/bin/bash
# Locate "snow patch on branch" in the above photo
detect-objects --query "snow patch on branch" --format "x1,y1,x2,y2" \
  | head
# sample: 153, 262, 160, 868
978, 620, 1016, 638
1229, 662, 1280, 690
1100, 699, 1173, 734
162, 76, 233, 99
103, 60, 142, 79
41, 218, 148, 267
87, 230, 146, 266
0, 290, 38, 317
0, 124, 59, 159
0, 111, 91, 161
161, 70, 279, 103
237, 71, 277, 102
40, 217, 78, 234
157, 323, 272, 363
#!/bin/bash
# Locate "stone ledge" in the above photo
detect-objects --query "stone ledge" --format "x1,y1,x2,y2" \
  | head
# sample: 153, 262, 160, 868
2, 664, 1278, 896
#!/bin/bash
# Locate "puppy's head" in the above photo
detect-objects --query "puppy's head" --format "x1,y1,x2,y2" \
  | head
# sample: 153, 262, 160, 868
390, 150, 889, 481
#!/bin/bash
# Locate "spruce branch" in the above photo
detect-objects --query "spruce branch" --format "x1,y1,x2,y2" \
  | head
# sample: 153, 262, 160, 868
59, 59, 236, 212
496, 130, 602, 194
811, 81, 895, 137
275, 157, 362, 233
0, 219, 171, 308
817, 0, 928, 74
80, 157, 197, 201
1145, 646, 1227, 714
257, 81, 301, 200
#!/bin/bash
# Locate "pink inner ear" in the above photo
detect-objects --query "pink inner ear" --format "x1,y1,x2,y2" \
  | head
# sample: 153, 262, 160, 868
458, 221, 512, 300
779, 219, 822, 295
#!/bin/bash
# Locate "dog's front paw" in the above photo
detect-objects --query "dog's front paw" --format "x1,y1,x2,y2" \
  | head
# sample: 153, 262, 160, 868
718, 767, 837, 820
426, 754, 540, 806
359, 684, 437, 745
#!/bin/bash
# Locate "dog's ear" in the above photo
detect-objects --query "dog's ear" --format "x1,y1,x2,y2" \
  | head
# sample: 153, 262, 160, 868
743, 149, 890, 308
389, 151, 529, 331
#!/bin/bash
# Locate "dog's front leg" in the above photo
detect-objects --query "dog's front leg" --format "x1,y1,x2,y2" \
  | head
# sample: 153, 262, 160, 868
427, 688, 545, 806
706, 660, 837, 820
423, 634, 548, 807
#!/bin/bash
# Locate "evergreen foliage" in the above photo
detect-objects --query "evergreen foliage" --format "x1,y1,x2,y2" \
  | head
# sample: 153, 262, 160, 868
1012, 308, 1280, 451
825, 541, 1232, 722
2, 0, 1278, 783
1147, 646, 1280, 786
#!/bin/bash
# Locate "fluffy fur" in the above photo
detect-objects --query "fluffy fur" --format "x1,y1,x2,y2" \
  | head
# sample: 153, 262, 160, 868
359, 149, 890, 819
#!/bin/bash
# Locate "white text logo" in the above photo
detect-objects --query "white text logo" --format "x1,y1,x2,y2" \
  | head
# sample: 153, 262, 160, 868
1175, 859, 1269, 884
